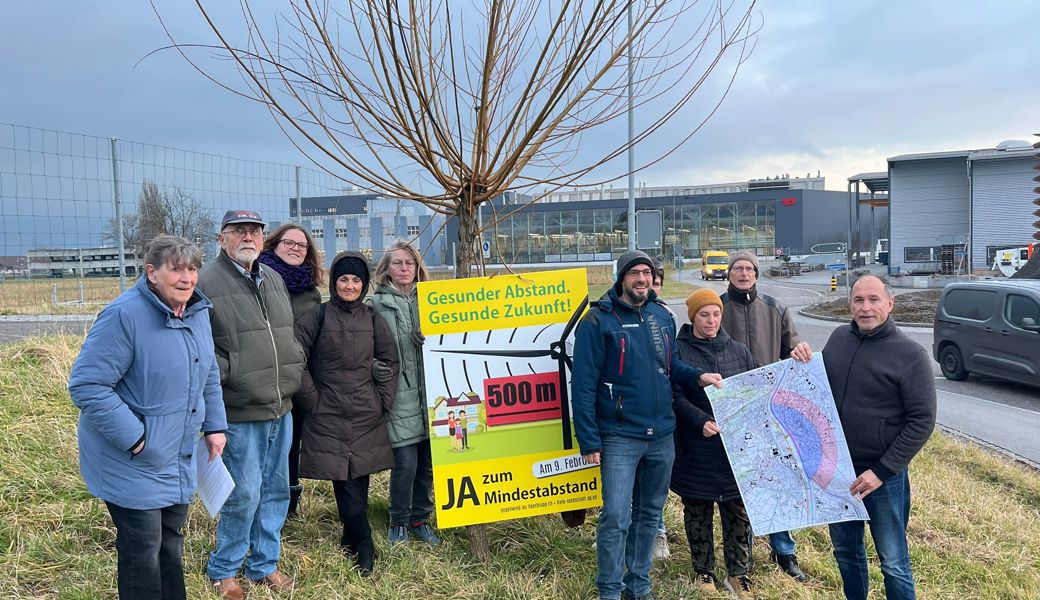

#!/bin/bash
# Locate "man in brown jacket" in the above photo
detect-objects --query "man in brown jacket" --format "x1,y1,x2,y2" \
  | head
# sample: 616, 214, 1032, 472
720, 250, 812, 583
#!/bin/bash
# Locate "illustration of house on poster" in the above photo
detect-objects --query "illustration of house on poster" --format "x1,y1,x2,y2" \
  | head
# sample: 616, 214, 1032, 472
417, 268, 602, 528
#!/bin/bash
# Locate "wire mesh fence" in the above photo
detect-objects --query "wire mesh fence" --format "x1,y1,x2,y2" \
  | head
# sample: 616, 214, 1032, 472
0, 122, 347, 321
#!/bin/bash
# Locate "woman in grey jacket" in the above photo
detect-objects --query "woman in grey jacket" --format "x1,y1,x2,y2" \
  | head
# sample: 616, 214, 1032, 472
369, 241, 442, 547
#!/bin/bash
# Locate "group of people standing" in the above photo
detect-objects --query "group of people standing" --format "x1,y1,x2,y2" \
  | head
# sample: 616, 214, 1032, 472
574, 249, 935, 600
69, 210, 439, 599
67, 210, 935, 600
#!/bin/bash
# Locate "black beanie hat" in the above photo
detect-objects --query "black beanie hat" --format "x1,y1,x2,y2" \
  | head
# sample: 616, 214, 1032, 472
330, 254, 370, 299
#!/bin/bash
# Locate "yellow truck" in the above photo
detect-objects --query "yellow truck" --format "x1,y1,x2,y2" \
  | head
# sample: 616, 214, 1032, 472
701, 251, 729, 280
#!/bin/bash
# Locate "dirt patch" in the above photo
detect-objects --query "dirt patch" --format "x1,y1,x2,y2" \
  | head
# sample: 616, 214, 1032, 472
804, 289, 941, 324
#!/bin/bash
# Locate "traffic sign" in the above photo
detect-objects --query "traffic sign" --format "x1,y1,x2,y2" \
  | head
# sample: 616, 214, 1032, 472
826, 263, 847, 271
481, 240, 491, 258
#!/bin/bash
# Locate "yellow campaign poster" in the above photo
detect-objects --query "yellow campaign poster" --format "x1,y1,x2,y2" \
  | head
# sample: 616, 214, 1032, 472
417, 268, 601, 528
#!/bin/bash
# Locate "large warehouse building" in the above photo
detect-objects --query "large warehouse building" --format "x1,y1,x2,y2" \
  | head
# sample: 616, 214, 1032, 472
888, 141, 1035, 275
288, 175, 879, 268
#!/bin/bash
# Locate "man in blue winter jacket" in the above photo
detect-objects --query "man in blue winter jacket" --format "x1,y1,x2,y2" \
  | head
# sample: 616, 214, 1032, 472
573, 250, 722, 600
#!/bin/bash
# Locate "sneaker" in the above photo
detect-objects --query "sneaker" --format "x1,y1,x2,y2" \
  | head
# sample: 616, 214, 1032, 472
723, 575, 752, 599
651, 532, 671, 561
409, 522, 443, 546
388, 524, 409, 546
253, 569, 294, 591
209, 577, 245, 600
770, 551, 808, 582
693, 572, 717, 592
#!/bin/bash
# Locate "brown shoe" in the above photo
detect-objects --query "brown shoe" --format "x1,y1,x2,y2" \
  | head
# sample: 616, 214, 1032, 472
210, 577, 245, 600
254, 569, 294, 591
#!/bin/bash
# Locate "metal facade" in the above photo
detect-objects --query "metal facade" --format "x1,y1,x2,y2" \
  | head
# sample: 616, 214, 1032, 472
970, 156, 1035, 270
889, 158, 969, 273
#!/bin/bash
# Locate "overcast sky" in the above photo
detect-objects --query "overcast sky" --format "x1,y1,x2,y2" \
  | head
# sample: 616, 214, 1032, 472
2, 1, 1037, 191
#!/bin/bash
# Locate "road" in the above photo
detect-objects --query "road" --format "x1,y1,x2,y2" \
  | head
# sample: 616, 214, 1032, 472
0, 315, 92, 344
668, 267, 1040, 469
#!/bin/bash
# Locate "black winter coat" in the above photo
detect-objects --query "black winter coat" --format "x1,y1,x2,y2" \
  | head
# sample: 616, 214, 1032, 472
670, 325, 756, 502
294, 252, 400, 481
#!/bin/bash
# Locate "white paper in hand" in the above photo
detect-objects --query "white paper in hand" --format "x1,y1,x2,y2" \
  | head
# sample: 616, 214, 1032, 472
195, 436, 235, 518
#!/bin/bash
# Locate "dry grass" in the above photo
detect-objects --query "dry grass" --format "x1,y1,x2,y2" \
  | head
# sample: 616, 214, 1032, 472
0, 279, 123, 316
2, 336, 1039, 599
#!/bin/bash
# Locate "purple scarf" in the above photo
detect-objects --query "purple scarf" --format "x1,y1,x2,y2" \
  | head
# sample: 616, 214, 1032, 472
258, 250, 316, 295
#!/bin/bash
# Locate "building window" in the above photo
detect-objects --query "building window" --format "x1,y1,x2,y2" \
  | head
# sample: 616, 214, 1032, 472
336, 228, 348, 238
904, 246, 939, 263
407, 225, 420, 236
312, 229, 324, 239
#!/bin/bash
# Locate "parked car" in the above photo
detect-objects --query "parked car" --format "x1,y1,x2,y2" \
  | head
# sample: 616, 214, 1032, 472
933, 280, 1040, 387
701, 251, 730, 280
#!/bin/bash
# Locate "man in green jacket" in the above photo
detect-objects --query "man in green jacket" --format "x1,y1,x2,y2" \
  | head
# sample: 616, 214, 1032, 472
199, 210, 305, 600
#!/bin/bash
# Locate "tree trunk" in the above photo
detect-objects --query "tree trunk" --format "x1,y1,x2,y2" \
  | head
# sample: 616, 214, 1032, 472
453, 201, 493, 561
455, 206, 481, 277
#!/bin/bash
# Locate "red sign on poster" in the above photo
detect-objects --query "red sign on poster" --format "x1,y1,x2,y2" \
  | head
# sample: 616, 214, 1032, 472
782, 197, 797, 206
483, 371, 562, 427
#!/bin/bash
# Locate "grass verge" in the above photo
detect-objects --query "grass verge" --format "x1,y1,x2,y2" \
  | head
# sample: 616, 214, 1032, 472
2, 336, 1038, 599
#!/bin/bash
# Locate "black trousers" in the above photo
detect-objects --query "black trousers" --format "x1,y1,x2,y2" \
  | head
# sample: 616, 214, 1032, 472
332, 475, 372, 547
388, 439, 435, 526
681, 497, 753, 577
105, 502, 189, 600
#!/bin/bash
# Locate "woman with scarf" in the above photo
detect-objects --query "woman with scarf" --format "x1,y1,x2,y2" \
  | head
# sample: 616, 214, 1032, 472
294, 251, 399, 576
259, 224, 323, 518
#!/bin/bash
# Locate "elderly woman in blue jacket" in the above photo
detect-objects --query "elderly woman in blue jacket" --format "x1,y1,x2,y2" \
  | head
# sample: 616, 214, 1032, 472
69, 235, 227, 600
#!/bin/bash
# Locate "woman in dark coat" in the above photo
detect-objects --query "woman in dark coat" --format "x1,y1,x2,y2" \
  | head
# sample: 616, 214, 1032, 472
672, 288, 757, 597
294, 251, 399, 576
259, 223, 323, 518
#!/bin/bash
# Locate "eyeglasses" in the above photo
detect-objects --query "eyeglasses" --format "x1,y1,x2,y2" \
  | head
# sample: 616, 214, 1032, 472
279, 239, 308, 251
626, 268, 653, 278
730, 266, 756, 273
223, 225, 263, 238
391, 259, 416, 268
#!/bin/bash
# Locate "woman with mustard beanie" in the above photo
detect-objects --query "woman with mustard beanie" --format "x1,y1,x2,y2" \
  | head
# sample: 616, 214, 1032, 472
671, 287, 758, 598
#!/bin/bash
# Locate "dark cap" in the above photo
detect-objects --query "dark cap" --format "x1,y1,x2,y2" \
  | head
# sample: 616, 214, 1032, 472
220, 209, 266, 230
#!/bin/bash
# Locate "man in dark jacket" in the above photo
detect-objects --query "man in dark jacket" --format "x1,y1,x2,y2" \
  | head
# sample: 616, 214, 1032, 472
199, 210, 305, 599
824, 275, 935, 600
573, 250, 721, 600
720, 250, 812, 581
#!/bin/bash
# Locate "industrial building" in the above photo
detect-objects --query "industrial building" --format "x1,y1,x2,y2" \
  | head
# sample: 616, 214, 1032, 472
887, 141, 1035, 275
292, 176, 874, 268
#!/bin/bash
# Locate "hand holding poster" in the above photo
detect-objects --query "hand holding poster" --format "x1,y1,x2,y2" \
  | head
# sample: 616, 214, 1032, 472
706, 354, 868, 535
418, 268, 601, 528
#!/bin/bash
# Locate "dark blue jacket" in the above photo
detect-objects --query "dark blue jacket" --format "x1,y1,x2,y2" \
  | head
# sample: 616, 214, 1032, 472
572, 288, 705, 456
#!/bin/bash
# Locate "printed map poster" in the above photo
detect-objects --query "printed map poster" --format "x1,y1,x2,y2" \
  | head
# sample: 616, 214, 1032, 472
706, 354, 868, 535
417, 268, 601, 528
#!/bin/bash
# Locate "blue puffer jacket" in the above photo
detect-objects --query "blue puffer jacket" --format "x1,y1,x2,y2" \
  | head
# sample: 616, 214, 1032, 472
572, 287, 705, 456
69, 276, 226, 510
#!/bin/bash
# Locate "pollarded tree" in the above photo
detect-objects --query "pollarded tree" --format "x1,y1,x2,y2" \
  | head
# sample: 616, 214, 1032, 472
161, 0, 757, 558
162, 0, 757, 272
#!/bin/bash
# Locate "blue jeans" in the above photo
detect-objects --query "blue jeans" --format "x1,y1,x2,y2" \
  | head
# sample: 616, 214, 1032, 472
828, 469, 915, 600
595, 434, 674, 600
207, 413, 292, 581
768, 530, 797, 555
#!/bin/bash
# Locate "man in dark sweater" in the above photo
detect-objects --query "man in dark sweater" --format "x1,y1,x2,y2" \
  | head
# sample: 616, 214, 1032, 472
823, 275, 936, 600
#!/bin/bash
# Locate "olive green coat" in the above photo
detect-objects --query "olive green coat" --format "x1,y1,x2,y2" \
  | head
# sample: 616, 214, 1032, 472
369, 284, 428, 448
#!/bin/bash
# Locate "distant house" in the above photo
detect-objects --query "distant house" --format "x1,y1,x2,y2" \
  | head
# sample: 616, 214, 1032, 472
430, 392, 482, 438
